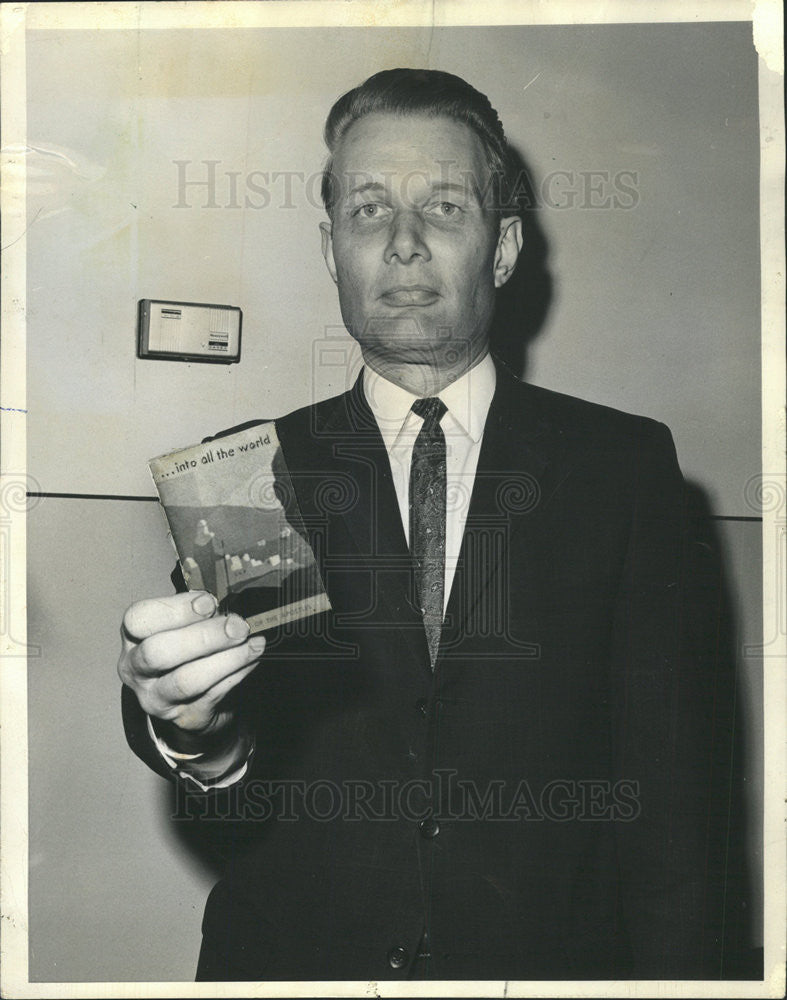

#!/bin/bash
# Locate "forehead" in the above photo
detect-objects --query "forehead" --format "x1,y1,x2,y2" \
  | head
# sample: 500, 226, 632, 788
331, 112, 489, 189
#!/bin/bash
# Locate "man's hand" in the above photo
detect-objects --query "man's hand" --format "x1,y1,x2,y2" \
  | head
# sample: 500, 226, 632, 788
118, 592, 265, 751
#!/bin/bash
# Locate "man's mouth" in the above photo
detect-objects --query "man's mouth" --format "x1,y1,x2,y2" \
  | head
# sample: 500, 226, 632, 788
379, 286, 440, 307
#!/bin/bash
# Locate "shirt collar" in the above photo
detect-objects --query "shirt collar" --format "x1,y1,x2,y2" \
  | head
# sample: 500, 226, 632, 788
363, 352, 497, 450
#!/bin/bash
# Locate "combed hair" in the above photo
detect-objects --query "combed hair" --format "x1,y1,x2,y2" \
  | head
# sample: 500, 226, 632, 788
320, 68, 517, 218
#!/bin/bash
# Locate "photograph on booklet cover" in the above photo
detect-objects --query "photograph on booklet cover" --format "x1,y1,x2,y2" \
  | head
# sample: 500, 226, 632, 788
149, 423, 331, 633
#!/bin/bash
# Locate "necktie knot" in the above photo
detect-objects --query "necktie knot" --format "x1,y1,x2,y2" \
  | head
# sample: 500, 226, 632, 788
411, 396, 447, 429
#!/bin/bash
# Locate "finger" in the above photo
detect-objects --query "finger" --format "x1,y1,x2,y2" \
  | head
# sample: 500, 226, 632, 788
131, 613, 251, 678
171, 659, 261, 732
153, 635, 265, 706
121, 591, 218, 645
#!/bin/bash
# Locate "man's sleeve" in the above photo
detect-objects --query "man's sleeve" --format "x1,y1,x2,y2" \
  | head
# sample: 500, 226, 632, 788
121, 680, 179, 782
610, 420, 750, 978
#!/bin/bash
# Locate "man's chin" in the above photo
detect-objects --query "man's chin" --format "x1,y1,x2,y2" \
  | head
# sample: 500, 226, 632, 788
360, 341, 482, 387
365, 343, 472, 366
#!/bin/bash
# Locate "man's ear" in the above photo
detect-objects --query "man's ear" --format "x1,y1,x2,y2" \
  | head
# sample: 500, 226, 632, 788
319, 221, 338, 284
493, 215, 523, 288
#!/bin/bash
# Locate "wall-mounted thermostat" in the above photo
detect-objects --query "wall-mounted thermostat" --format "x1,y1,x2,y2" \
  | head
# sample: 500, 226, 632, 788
138, 299, 242, 364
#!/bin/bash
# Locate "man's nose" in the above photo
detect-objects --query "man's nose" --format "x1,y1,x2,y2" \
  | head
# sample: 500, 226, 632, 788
383, 210, 431, 264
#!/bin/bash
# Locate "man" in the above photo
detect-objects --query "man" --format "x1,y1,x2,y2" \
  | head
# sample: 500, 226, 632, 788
119, 69, 747, 981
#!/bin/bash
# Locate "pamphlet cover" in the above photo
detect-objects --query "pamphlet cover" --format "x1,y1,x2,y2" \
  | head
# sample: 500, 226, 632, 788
149, 423, 331, 632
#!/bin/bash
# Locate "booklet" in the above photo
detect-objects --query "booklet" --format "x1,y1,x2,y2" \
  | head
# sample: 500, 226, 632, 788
149, 423, 331, 633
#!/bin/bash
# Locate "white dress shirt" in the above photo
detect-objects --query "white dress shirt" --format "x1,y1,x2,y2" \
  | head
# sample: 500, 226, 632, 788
363, 352, 497, 612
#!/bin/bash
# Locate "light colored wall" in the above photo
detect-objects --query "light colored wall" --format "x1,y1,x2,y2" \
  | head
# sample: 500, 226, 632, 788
27, 23, 760, 512
25, 22, 762, 981
27, 499, 212, 982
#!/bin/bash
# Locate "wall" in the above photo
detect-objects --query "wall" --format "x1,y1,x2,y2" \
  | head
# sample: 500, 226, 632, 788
24, 21, 762, 981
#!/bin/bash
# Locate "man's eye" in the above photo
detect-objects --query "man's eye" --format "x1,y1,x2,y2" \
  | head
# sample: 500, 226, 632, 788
354, 203, 384, 218
427, 202, 461, 218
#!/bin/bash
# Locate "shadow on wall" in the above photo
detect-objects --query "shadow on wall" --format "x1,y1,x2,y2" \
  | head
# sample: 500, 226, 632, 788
681, 480, 762, 978
490, 142, 553, 380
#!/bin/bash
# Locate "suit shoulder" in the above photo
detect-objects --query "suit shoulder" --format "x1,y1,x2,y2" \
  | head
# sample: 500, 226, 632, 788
276, 388, 348, 428
504, 377, 684, 498
514, 377, 674, 451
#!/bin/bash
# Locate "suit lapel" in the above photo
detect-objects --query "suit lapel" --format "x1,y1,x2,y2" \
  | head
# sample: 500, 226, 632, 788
439, 360, 570, 660
279, 372, 431, 672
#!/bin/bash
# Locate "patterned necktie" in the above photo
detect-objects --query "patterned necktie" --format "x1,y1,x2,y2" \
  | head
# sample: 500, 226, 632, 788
409, 397, 448, 669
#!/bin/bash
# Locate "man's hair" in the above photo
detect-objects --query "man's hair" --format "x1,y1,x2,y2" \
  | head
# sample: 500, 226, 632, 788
320, 68, 517, 218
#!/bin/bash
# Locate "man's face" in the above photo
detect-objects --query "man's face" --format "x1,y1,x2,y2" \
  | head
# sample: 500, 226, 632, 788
320, 112, 521, 386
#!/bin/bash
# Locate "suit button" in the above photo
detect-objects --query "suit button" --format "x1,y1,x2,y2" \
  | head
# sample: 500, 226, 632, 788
416, 698, 428, 717
388, 945, 408, 969
419, 816, 440, 839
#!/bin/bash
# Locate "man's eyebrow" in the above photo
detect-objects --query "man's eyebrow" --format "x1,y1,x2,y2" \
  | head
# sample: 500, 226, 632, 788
347, 180, 387, 198
346, 179, 479, 202
429, 181, 476, 200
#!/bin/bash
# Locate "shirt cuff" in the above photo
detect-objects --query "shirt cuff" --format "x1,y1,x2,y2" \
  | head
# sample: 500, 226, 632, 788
146, 715, 254, 790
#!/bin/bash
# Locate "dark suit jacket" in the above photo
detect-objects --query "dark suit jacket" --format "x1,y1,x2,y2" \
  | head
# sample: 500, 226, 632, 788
123, 359, 749, 981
